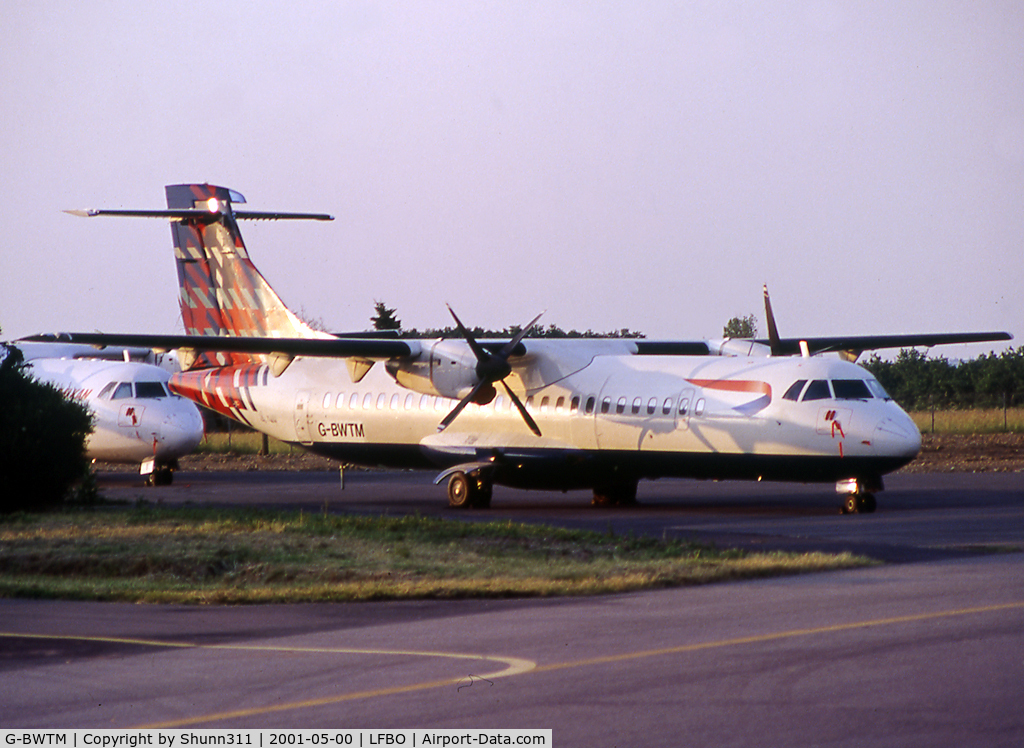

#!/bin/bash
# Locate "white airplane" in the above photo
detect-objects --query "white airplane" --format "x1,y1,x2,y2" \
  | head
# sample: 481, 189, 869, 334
7, 341, 205, 485
31, 184, 1011, 511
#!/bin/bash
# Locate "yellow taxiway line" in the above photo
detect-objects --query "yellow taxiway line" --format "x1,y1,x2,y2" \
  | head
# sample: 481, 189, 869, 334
3, 600, 1022, 728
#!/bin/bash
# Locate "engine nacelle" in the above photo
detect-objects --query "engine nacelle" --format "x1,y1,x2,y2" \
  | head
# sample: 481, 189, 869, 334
709, 338, 773, 358
384, 340, 482, 400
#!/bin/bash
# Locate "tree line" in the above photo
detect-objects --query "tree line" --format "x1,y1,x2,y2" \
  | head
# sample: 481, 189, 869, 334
370, 301, 645, 339
863, 348, 1024, 411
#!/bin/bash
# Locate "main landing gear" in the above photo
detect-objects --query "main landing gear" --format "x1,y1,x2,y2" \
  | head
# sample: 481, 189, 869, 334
447, 470, 493, 509
591, 478, 639, 507
836, 477, 881, 514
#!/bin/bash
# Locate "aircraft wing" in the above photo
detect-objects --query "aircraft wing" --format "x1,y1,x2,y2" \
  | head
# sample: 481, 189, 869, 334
21, 332, 416, 360
762, 332, 1012, 356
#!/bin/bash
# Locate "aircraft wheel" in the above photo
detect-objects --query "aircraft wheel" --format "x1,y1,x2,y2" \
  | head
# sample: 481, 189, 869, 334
447, 472, 475, 509
842, 494, 860, 514
859, 493, 877, 513
592, 479, 638, 507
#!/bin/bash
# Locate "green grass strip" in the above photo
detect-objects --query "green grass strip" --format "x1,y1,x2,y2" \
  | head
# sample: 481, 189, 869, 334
0, 507, 872, 604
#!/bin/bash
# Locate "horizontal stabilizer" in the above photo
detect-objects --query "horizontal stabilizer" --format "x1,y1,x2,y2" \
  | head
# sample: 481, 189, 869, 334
64, 208, 334, 221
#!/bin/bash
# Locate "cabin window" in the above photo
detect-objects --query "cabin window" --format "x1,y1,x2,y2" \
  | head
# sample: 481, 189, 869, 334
376, 393, 387, 409
555, 396, 565, 412
540, 396, 550, 413
362, 393, 373, 409
616, 397, 627, 414
336, 393, 346, 408
694, 397, 706, 416
111, 382, 133, 400
601, 397, 611, 414
323, 393, 333, 409
678, 398, 690, 416
802, 380, 832, 401
662, 398, 673, 415
632, 397, 642, 415
435, 397, 446, 411
832, 379, 873, 400
350, 393, 360, 409
404, 393, 414, 410
136, 382, 168, 399
420, 394, 431, 410
526, 396, 535, 411
570, 396, 580, 413
783, 380, 807, 402
648, 397, 658, 415
585, 396, 596, 414
390, 393, 400, 409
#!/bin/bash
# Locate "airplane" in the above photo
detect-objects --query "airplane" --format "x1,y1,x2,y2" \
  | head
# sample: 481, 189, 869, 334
27, 183, 1012, 512
6, 341, 205, 485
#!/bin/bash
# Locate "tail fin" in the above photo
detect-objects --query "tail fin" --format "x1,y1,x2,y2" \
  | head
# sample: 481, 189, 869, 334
166, 185, 330, 349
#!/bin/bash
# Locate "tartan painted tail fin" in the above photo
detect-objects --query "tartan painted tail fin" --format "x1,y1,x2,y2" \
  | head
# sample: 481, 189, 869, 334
165, 184, 334, 366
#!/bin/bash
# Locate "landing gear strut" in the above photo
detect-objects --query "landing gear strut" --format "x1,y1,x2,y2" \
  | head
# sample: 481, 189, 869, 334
837, 477, 881, 514
591, 478, 639, 507
447, 471, 493, 509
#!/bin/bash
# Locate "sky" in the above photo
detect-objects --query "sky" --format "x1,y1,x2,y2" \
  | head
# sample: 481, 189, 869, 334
1, 1, 1021, 360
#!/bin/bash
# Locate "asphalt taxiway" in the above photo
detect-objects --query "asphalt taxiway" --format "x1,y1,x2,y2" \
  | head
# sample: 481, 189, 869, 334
1, 470, 1022, 744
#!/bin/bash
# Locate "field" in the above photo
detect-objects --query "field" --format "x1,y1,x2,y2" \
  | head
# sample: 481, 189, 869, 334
910, 407, 1024, 434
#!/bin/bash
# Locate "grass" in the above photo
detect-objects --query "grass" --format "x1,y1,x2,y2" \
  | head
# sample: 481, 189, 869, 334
909, 407, 1024, 434
0, 507, 871, 604
194, 432, 294, 455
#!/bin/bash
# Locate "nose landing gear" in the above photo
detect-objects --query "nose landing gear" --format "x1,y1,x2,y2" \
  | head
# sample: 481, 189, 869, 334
837, 477, 881, 514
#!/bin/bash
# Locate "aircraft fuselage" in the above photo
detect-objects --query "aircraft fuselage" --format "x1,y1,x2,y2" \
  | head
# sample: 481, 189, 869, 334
170, 340, 920, 494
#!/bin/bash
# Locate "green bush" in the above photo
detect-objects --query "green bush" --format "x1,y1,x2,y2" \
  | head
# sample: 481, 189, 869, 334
0, 344, 94, 512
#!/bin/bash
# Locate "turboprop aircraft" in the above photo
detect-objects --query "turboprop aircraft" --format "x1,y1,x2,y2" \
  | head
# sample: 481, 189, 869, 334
29, 183, 1011, 512
6, 341, 205, 485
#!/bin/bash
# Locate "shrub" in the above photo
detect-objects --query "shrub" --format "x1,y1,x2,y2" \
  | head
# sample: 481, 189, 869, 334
0, 344, 93, 512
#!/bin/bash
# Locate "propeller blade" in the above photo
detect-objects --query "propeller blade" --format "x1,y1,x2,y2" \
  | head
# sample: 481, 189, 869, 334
501, 380, 542, 437
437, 380, 488, 433
446, 304, 488, 363
499, 311, 545, 358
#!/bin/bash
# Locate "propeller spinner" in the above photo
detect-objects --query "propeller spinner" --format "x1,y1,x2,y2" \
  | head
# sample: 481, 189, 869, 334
437, 305, 543, 437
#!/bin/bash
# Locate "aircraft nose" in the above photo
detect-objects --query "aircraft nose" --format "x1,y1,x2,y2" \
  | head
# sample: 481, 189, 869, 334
873, 413, 921, 459
152, 401, 205, 459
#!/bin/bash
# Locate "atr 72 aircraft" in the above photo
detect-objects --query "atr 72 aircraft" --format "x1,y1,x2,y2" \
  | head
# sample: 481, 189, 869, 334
30, 184, 1010, 512
7, 341, 205, 485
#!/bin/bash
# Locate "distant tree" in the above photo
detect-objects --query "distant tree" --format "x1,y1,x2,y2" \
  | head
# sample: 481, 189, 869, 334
723, 314, 758, 338
296, 306, 329, 332
371, 301, 402, 332
0, 341, 93, 512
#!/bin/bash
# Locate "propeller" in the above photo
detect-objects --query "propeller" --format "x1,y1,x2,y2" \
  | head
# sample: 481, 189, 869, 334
437, 305, 543, 436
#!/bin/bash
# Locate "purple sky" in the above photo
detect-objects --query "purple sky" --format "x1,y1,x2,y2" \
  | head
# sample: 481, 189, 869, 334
2, 2, 1021, 359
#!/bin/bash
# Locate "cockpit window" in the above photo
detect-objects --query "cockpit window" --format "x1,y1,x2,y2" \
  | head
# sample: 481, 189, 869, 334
866, 379, 891, 400
782, 380, 807, 402
802, 380, 832, 401
832, 379, 873, 400
110, 382, 133, 400
98, 381, 117, 399
135, 381, 169, 398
